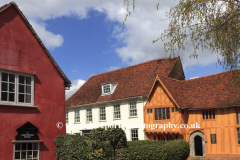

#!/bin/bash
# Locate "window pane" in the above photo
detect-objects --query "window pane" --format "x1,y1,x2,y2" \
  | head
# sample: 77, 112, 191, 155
33, 143, 38, 150
158, 108, 162, 120
26, 77, 31, 85
19, 85, 24, 93
21, 151, 26, 158
2, 72, 8, 81
33, 151, 38, 158
166, 108, 170, 119
202, 111, 205, 119
22, 143, 27, 150
162, 108, 166, 120
172, 108, 174, 112
206, 111, 208, 119
15, 143, 21, 150
28, 143, 33, 150
154, 109, 157, 120
213, 110, 215, 119
1, 92, 7, 101
9, 93, 14, 102
26, 95, 31, 103
15, 152, 20, 159
19, 94, 24, 102
19, 75, 25, 84
26, 86, 31, 94
9, 83, 15, 92
209, 111, 212, 119
9, 74, 15, 82
2, 82, 7, 91
27, 151, 32, 158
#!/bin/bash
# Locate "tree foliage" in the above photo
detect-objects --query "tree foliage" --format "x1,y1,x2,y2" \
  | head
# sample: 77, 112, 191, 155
124, 0, 240, 70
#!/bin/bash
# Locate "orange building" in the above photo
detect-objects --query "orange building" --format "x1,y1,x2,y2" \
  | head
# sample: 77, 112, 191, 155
144, 70, 240, 159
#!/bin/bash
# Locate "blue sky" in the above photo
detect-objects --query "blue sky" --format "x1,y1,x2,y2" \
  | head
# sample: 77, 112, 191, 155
1, 1, 224, 98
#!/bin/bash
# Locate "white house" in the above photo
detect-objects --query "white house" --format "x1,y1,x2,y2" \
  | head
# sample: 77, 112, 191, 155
65, 56, 185, 141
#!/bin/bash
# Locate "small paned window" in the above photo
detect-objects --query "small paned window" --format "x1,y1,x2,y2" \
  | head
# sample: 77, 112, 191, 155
114, 105, 121, 119
237, 128, 240, 144
86, 109, 92, 123
74, 110, 80, 123
211, 134, 216, 144
14, 143, 39, 160
130, 102, 137, 117
103, 84, 110, 94
99, 107, 106, 121
131, 129, 138, 141
166, 108, 170, 119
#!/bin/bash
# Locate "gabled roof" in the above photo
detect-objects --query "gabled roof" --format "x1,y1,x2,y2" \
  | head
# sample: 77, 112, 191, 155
66, 57, 181, 107
0, 2, 71, 86
152, 69, 240, 109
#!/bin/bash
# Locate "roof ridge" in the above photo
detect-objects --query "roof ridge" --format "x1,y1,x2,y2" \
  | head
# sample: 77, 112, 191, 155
90, 56, 179, 77
186, 69, 239, 81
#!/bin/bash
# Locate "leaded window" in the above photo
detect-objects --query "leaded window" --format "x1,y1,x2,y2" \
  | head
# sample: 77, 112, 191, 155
203, 110, 215, 120
154, 108, 170, 120
211, 134, 216, 144
114, 105, 121, 119
130, 102, 137, 117
99, 107, 106, 121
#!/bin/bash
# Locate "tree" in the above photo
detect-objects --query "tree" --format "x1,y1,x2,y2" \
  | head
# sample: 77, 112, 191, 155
124, 0, 240, 70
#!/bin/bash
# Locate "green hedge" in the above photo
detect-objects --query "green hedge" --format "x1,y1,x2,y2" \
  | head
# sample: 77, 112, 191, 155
116, 140, 189, 160
54, 135, 93, 160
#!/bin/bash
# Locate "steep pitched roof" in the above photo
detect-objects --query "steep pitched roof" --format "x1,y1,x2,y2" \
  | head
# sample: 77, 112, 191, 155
0, 2, 71, 86
66, 57, 180, 107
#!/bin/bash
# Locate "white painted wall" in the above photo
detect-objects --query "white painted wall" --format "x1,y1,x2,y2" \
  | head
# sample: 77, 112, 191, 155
66, 96, 147, 141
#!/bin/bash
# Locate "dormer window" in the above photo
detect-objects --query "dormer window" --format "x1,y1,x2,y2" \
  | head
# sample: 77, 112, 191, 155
101, 82, 117, 95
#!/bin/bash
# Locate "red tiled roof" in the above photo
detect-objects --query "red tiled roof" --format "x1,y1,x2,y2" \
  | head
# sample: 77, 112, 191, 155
158, 69, 240, 109
66, 57, 179, 107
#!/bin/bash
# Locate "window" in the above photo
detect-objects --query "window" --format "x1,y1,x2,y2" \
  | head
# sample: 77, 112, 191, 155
86, 109, 92, 123
74, 110, 80, 123
237, 128, 240, 144
154, 108, 170, 120
202, 110, 215, 120
172, 108, 174, 112
211, 134, 216, 144
147, 109, 152, 113
103, 84, 110, 94
65, 112, 68, 124
14, 143, 39, 160
236, 108, 240, 124
130, 102, 137, 117
175, 108, 178, 112
131, 129, 138, 141
0, 71, 34, 106
114, 105, 121, 119
99, 107, 106, 121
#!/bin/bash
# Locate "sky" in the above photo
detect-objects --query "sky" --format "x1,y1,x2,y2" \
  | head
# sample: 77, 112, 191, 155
1, 0, 224, 98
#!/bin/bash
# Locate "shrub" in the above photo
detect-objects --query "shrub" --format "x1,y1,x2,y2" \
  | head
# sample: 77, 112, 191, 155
54, 134, 93, 160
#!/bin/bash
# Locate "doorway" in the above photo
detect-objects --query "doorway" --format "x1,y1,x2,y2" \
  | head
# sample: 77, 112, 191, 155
194, 135, 203, 156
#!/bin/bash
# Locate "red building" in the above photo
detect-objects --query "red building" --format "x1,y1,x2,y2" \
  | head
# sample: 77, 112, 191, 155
0, 2, 71, 160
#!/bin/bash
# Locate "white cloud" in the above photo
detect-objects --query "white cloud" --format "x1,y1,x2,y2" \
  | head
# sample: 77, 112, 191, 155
0, 0, 222, 67
190, 76, 199, 79
105, 66, 120, 72
71, 70, 77, 72
65, 79, 86, 99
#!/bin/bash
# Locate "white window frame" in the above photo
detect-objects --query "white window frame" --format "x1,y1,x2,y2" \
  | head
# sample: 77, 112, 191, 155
86, 109, 92, 123
131, 129, 138, 141
129, 102, 137, 117
13, 142, 40, 160
114, 104, 121, 119
74, 110, 80, 123
102, 84, 111, 94
99, 107, 106, 121
0, 70, 34, 106
65, 111, 68, 124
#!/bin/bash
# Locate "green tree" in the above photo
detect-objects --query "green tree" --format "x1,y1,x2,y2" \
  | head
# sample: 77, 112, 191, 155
124, 0, 240, 70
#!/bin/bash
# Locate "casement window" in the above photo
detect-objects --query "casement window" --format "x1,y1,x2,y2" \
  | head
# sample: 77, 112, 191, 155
129, 102, 137, 117
236, 108, 240, 124
211, 134, 216, 144
99, 107, 106, 121
202, 110, 215, 120
14, 143, 40, 160
114, 104, 121, 119
65, 112, 68, 124
237, 128, 240, 144
131, 129, 138, 141
74, 110, 80, 123
147, 109, 152, 113
86, 109, 92, 123
155, 108, 170, 120
0, 71, 34, 106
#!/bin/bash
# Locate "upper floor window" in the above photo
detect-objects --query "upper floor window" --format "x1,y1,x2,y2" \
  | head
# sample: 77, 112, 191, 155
114, 104, 121, 119
101, 82, 118, 95
147, 109, 152, 113
130, 102, 137, 117
65, 111, 68, 124
86, 109, 92, 123
155, 108, 170, 120
74, 110, 80, 123
99, 107, 106, 121
202, 110, 215, 120
103, 84, 110, 94
0, 71, 34, 106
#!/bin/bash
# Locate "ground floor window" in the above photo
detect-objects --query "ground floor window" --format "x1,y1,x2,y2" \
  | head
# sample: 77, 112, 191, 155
14, 143, 39, 160
131, 129, 138, 141
237, 128, 240, 144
